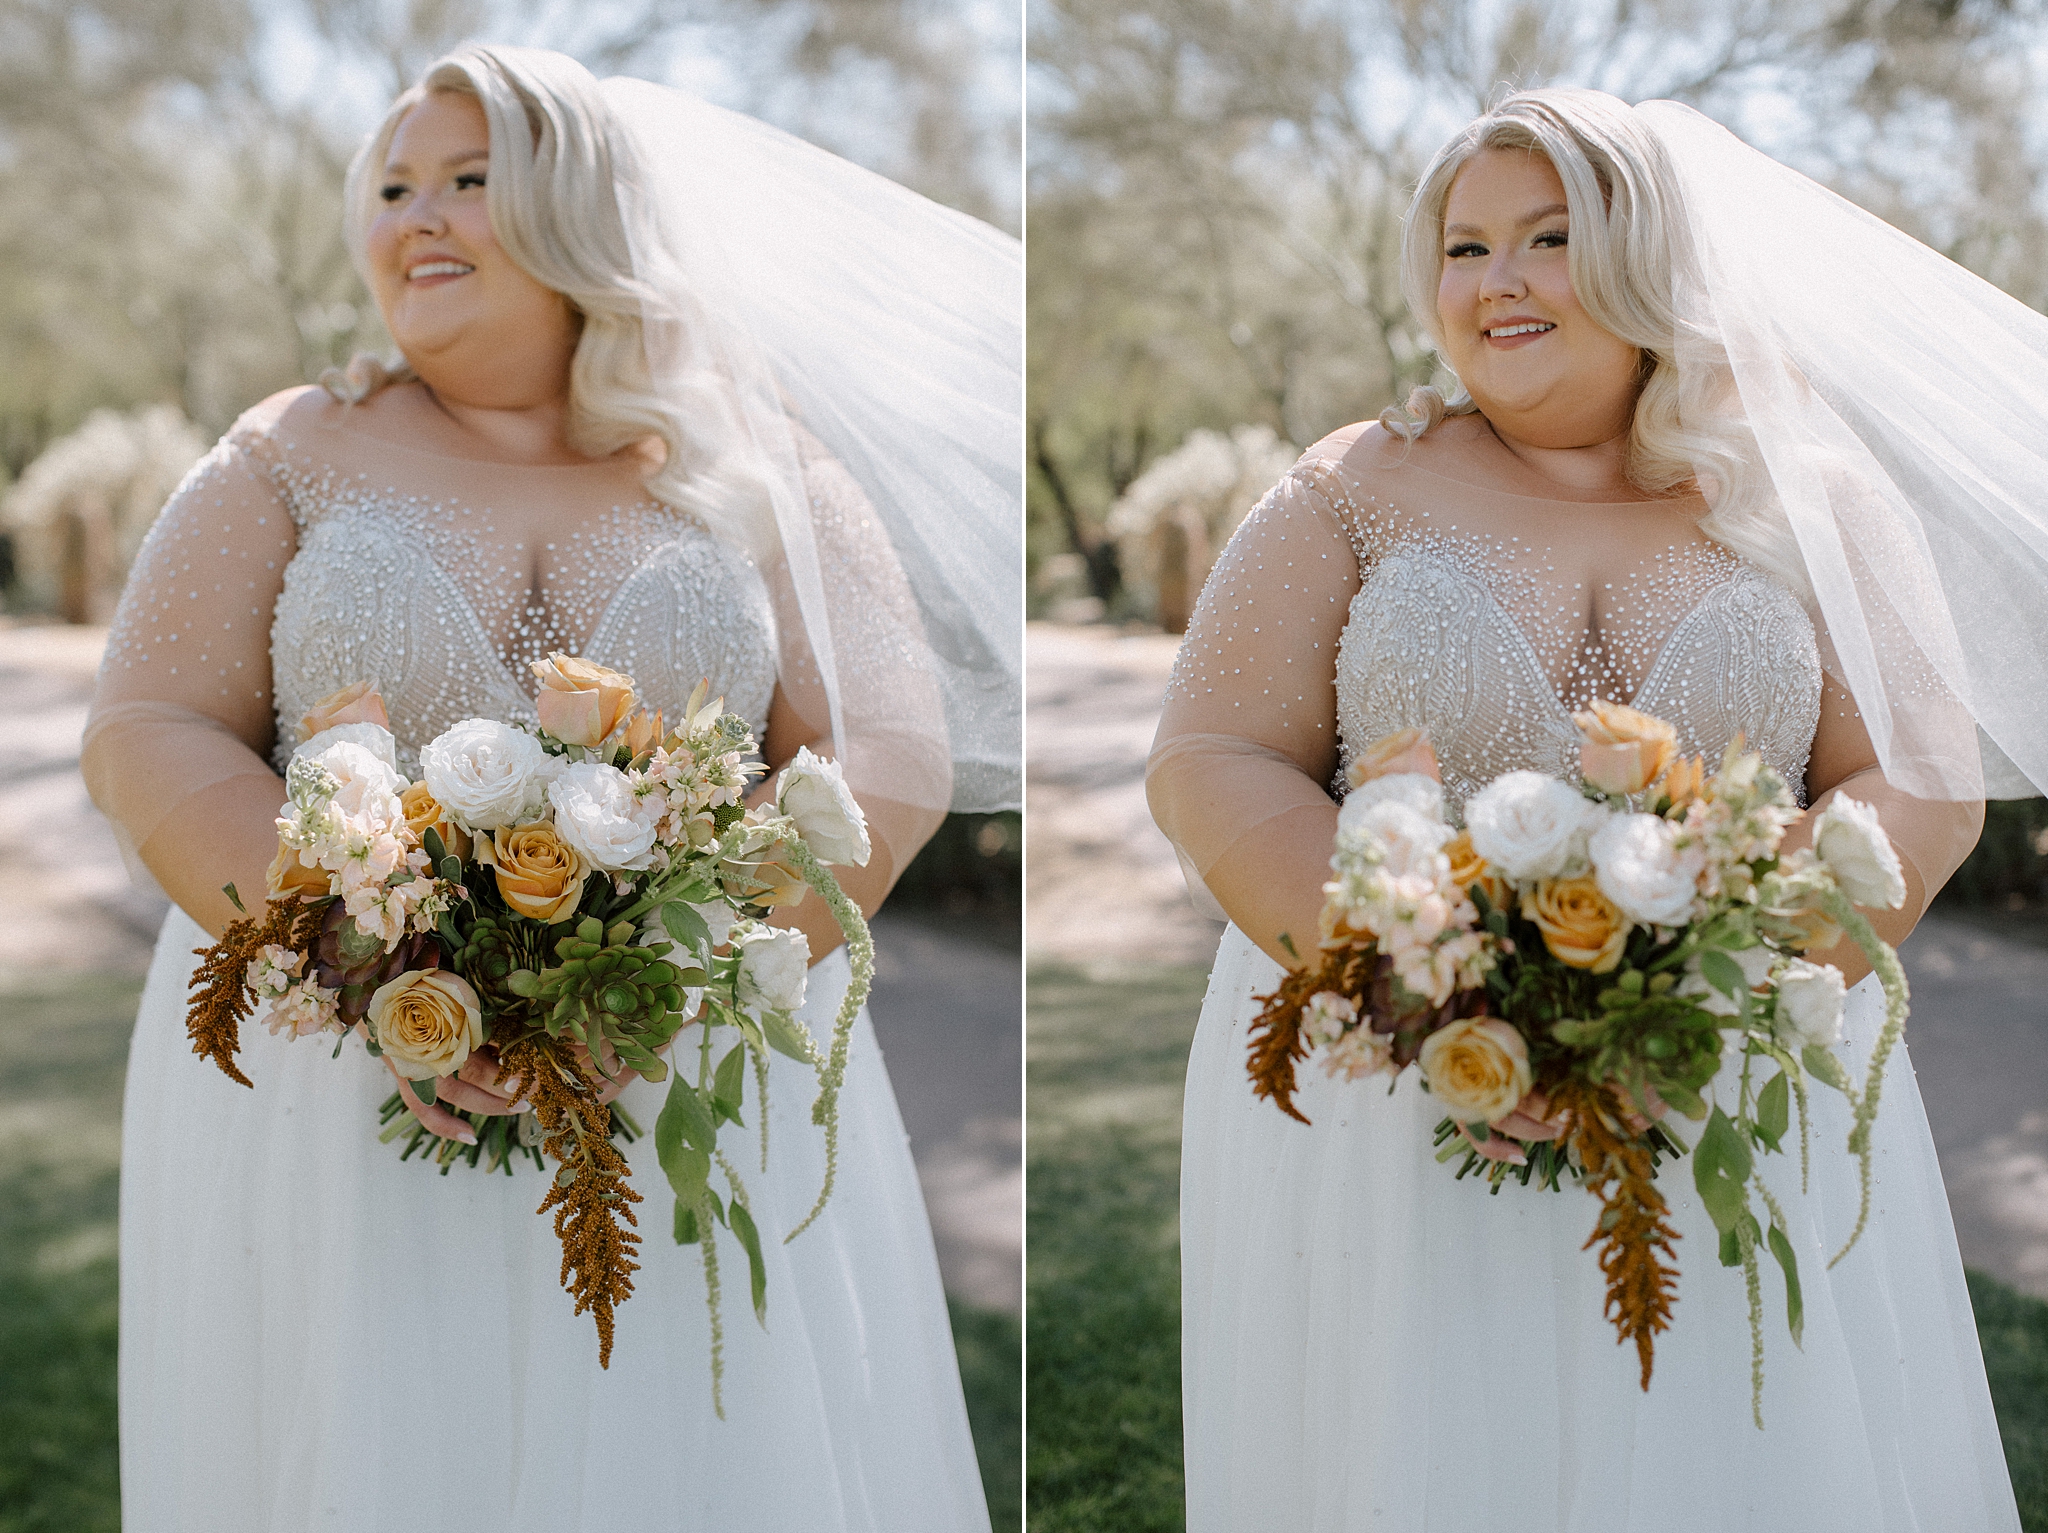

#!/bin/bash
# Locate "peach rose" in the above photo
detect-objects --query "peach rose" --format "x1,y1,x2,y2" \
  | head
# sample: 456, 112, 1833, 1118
399, 782, 472, 861
296, 679, 390, 743
1419, 1017, 1534, 1124
1521, 876, 1629, 973
265, 841, 331, 901
1345, 726, 1441, 790
367, 968, 484, 1080
531, 653, 637, 748
1443, 828, 1508, 910
1573, 700, 1677, 796
477, 822, 588, 922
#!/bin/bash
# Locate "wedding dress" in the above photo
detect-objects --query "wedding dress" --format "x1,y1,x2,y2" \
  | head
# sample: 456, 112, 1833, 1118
1149, 418, 2021, 1532
87, 390, 994, 1531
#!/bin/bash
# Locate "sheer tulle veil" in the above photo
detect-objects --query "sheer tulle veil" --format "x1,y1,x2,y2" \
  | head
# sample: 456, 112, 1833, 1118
1638, 99, 2048, 802
599, 76, 1022, 818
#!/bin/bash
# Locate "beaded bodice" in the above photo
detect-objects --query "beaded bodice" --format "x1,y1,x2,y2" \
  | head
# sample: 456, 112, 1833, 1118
1158, 423, 1826, 840
261, 441, 776, 777
1331, 514, 1823, 816
98, 393, 777, 781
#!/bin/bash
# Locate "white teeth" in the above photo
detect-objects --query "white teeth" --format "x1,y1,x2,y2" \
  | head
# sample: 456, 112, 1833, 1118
1487, 322, 1554, 338
408, 261, 473, 279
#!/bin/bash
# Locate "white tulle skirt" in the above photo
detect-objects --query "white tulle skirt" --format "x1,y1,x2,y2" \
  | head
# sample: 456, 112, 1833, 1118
1181, 925, 2020, 1533
119, 908, 991, 1533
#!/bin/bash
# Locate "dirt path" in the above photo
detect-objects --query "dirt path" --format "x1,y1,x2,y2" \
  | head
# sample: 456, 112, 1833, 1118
1025, 620, 2048, 1302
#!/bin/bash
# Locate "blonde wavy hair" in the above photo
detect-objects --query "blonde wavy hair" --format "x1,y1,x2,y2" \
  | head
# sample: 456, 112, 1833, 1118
328, 44, 779, 558
1386, 87, 1807, 601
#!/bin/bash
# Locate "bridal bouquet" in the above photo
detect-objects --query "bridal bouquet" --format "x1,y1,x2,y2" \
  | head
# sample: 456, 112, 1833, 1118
1246, 705, 1910, 1422
184, 660, 873, 1401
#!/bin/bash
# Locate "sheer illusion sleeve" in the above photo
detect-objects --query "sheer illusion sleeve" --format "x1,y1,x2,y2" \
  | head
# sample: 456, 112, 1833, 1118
81, 401, 298, 935
760, 425, 949, 918
1147, 431, 1371, 966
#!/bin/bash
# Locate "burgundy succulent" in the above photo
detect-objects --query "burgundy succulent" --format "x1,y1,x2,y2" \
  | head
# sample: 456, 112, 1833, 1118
312, 901, 439, 1025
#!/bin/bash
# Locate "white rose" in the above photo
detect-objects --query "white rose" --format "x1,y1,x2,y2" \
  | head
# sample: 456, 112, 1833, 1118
1678, 945, 1777, 1017
1465, 771, 1606, 882
419, 718, 550, 831
1589, 812, 1705, 927
1340, 799, 1454, 879
735, 924, 810, 1015
303, 739, 406, 827
296, 720, 398, 772
1813, 796, 1908, 910
547, 761, 662, 872
1338, 771, 1445, 827
1774, 959, 1848, 1050
776, 747, 871, 868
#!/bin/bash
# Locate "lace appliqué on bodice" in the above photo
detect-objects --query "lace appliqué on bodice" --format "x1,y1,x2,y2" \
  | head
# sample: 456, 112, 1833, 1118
1321, 474, 1822, 815
254, 437, 777, 777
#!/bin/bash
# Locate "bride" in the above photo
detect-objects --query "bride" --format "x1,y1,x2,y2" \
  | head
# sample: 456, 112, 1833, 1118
1148, 88, 2029, 1529
81, 44, 1017, 1531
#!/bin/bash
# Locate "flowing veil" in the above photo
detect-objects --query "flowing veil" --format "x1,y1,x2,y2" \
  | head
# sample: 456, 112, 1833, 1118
601, 77, 1022, 824
1641, 99, 2048, 802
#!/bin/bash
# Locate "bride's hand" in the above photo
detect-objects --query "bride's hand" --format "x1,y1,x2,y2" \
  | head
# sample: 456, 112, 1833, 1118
385, 1042, 523, 1144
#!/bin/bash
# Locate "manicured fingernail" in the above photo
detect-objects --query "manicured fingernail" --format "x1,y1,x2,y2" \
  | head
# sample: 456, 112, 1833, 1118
457, 1129, 478, 1145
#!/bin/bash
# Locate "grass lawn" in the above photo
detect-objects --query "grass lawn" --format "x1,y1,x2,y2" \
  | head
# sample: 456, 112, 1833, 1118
0, 971, 1021, 1531
1026, 960, 2048, 1531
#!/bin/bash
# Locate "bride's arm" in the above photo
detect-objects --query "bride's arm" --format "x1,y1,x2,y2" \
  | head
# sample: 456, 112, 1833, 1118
1784, 670, 1985, 984
748, 431, 949, 961
1146, 441, 1370, 969
81, 408, 302, 939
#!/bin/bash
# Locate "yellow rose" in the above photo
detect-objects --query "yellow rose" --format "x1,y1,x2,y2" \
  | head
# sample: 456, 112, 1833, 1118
1521, 876, 1629, 973
1573, 700, 1678, 796
1443, 828, 1507, 910
367, 969, 484, 1080
477, 822, 589, 922
296, 678, 390, 742
531, 653, 637, 748
399, 781, 472, 861
265, 841, 331, 901
1345, 726, 1440, 790
1419, 1017, 1533, 1124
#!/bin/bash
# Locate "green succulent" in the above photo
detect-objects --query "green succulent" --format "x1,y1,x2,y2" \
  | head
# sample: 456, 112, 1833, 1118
506, 915, 704, 1080
447, 911, 548, 1021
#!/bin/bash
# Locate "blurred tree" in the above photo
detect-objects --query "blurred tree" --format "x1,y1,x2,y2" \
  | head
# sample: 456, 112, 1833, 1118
1028, 0, 2048, 609
0, 0, 1018, 516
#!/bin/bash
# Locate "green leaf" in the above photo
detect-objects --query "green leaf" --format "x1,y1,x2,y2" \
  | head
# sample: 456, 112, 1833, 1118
661, 901, 714, 957
506, 969, 540, 998
1693, 1106, 1752, 1235
713, 1044, 746, 1126
762, 1010, 815, 1062
1654, 1080, 1707, 1121
729, 1200, 769, 1325
1719, 1223, 1742, 1267
1803, 1044, 1853, 1094
222, 882, 247, 914
662, 1075, 719, 1152
423, 826, 447, 864
674, 1200, 700, 1245
655, 1078, 713, 1208
1766, 1220, 1805, 1348
411, 1076, 438, 1107
1755, 1070, 1791, 1154
1699, 949, 1747, 999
